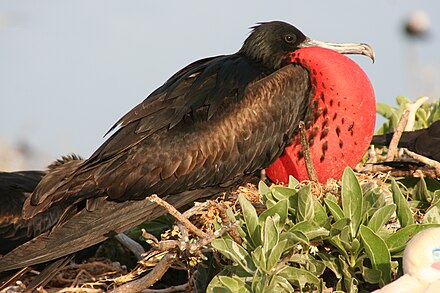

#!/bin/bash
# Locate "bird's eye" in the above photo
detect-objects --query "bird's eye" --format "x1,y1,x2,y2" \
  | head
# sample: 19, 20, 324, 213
284, 35, 296, 43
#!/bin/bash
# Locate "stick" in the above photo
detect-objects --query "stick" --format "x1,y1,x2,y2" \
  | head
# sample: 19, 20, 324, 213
114, 234, 145, 260
404, 149, 440, 177
147, 195, 207, 239
386, 110, 410, 161
109, 251, 178, 293
299, 121, 318, 182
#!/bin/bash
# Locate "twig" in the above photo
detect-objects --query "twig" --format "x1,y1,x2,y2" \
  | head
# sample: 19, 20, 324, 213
386, 110, 410, 161
404, 149, 440, 177
147, 195, 207, 238
141, 282, 189, 292
141, 229, 159, 246
189, 220, 239, 255
214, 202, 243, 245
114, 234, 145, 260
140, 269, 198, 293
370, 164, 439, 178
112, 197, 237, 293
55, 288, 103, 293
182, 201, 213, 218
71, 269, 96, 288
0, 266, 30, 291
109, 251, 178, 293
177, 221, 190, 252
299, 121, 318, 182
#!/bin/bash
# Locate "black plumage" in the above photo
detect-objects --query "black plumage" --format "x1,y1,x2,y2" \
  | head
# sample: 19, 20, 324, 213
0, 155, 82, 255
0, 21, 373, 271
371, 120, 440, 161
0, 170, 45, 255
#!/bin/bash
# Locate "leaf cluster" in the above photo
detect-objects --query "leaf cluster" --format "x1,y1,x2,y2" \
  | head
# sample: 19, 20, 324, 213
207, 168, 440, 292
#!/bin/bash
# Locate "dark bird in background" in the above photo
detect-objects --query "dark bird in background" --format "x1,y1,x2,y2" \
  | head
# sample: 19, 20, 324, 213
0, 155, 82, 290
0, 21, 374, 271
371, 120, 440, 162
0, 154, 82, 255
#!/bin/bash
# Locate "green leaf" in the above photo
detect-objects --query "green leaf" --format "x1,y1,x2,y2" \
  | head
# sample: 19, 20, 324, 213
339, 226, 353, 254
207, 275, 250, 293
211, 238, 256, 274
385, 223, 440, 253
259, 199, 288, 229
368, 204, 396, 233
318, 252, 341, 279
324, 198, 344, 221
376, 102, 396, 120
259, 180, 271, 195
269, 275, 295, 292
259, 181, 275, 207
272, 186, 297, 199
238, 194, 261, 247
413, 177, 432, 202
279, 230, 309, 246
251, 273, 263, 293
266, 239, 287, 272
271, 187, 292, 201
330, 218, 351, 237
338, 256, 359, 293
359, 225, 391, 286
312, 197, 328, 225
290, 221, 329, 240
341, 167, 363, 237
396, 95, 411, 107
262, 216, 279, 256
251, 246, 266, 272
391, 179, 414, 227
350, 238, 361, 255
362, 267, 382, 284
424, 206, 440, 224
288, 176, 300, 188
278, 266, 321, 291
364, 189, 386, 212
328, 236, 349, 260
297, 185, 314, 222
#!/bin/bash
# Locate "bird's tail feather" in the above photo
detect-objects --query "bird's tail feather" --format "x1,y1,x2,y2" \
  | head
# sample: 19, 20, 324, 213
0, 188, 219, 272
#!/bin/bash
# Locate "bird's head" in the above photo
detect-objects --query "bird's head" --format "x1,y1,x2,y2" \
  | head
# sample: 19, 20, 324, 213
239, 21, 375, 69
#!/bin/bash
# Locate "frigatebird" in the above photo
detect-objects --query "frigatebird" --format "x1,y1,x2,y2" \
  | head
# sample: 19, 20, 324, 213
371, 119, 440, 162
0, 155, 82, 255
0, 21, 374, 271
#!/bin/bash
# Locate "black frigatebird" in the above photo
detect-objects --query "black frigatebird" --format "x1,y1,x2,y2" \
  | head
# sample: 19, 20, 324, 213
0, 155, 82, 255
371, 119, 440, 162
0, 21, 374, 271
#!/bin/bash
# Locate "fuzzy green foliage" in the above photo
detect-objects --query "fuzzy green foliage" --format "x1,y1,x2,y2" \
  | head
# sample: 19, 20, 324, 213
207, 168, 440, 292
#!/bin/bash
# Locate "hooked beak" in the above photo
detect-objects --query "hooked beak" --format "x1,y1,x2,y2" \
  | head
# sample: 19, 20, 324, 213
299, 37, 375, 63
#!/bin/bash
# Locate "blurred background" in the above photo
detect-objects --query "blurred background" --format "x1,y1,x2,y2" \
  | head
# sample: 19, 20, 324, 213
0, 0, 439, 170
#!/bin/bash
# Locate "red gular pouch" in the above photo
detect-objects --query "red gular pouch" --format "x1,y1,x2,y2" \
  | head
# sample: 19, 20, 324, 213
266, 47, 375, 183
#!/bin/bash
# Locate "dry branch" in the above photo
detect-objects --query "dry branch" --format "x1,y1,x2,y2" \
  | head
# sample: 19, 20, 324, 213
386, 109, 409, 161
147, 195, 207, 238
299, 121, 318, 182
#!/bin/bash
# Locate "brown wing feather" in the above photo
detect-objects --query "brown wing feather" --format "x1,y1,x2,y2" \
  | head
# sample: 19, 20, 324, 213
24, 64, 311, 218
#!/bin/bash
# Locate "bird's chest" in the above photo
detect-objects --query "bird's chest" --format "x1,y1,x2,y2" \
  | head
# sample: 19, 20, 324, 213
266, 49, 376, 183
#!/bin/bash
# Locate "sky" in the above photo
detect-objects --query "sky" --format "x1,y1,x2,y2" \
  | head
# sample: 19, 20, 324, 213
0, 0, 439, 170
